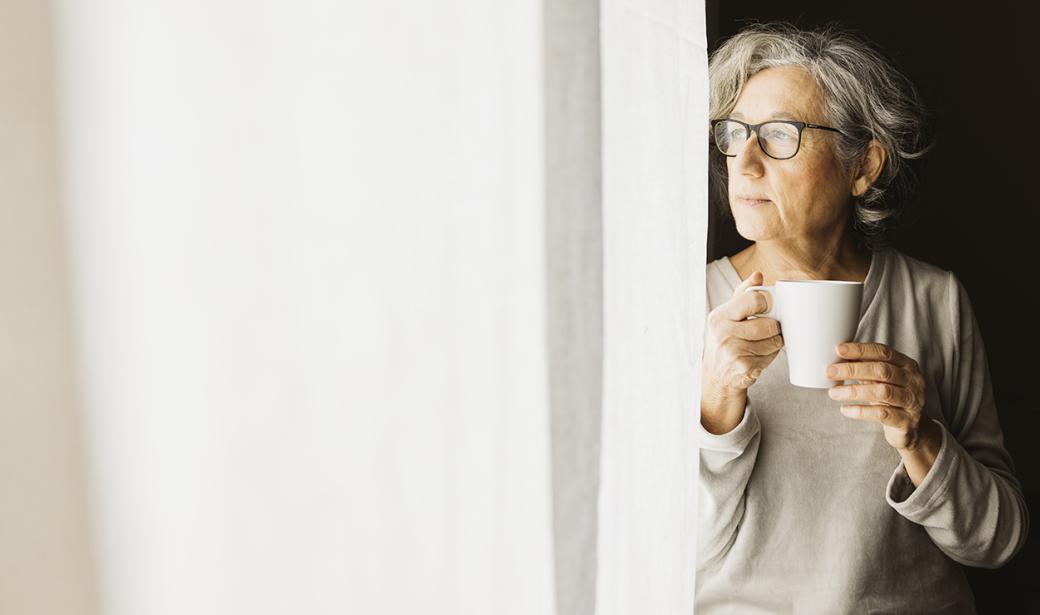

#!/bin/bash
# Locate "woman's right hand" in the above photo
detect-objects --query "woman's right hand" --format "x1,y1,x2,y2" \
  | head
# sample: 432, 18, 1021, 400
701, 271, 785, 434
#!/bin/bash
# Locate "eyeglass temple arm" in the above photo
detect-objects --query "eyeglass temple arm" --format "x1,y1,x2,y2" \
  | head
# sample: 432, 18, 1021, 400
804, 123, 846, 136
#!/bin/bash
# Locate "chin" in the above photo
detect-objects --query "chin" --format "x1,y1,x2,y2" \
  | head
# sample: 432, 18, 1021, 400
735, 228, 773, 242
732, 214, 777, 243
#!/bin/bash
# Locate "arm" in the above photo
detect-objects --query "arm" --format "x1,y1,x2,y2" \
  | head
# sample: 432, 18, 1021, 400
697, 270, 780, 569
885, 272, 1029, 568
697, 397, 760, 569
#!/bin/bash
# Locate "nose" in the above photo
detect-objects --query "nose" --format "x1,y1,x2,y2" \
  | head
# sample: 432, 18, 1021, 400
732, 130, 766, 178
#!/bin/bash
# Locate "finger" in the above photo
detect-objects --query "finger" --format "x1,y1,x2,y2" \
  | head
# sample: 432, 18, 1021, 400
717, 273, 772, 321
735, 334, 785, 357
732, 270, 763, 296
838, 404, 905, 425
729, 349, 782, 388
828, 382, 915, 408
825, 361, 910, 386
835, 342, 915, 368
730, 316, 782, 341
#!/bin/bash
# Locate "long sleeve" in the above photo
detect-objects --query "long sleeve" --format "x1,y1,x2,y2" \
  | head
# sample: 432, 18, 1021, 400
885, 272, 1029, 568
697, 401, 760, 569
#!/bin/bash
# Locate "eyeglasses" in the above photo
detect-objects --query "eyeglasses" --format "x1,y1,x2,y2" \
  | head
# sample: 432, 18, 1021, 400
711, 119, 847, 160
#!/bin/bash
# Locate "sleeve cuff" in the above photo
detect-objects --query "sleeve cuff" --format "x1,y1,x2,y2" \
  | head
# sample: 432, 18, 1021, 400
885, 419, 961, 518
698, 401, 760, 453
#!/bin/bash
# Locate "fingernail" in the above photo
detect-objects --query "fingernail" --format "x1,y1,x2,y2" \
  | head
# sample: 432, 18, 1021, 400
838, 343, 850, 354
826, 365, 838, 378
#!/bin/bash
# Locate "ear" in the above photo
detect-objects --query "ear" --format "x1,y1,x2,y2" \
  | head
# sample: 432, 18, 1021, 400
851, 140, 886, 197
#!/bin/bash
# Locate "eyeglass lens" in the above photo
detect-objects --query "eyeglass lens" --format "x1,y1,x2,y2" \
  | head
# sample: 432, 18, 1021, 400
713, 120, 800, 159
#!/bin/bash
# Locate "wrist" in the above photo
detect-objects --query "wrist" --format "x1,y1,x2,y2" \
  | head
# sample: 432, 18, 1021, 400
898, 418, 942, 455
897, 419, 943, 487
700, 378, 748, 435
701, 373, 745, 404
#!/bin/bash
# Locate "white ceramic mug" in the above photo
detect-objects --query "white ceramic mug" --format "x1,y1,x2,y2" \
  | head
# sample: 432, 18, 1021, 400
745, 280, 863, 388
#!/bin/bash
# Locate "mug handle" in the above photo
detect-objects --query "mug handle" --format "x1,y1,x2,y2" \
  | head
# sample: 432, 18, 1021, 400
745, 285, 778, 319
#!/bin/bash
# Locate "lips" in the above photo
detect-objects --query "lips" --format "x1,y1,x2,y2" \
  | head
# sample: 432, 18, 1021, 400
736, 195, 771, 205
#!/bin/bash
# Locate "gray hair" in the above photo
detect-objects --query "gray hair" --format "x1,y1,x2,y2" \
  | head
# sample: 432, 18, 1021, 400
709, 22, 933, 251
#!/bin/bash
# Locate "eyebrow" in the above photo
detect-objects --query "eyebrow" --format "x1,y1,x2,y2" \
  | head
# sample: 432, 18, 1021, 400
729, 111, 800, 121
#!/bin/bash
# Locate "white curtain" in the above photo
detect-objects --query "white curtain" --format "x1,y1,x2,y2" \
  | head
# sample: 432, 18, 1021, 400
14, 0, 711, 613
598, 2, 708, 613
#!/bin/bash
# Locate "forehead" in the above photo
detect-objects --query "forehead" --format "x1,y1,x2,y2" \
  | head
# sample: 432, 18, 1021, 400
730, 66, 823, 122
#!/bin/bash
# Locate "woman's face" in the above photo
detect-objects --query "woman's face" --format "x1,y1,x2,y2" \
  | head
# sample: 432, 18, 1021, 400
726, 66, 853, 246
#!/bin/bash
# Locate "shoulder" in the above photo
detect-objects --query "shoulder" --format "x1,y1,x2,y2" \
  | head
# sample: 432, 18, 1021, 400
706, 256, 731, 280
705, 256, 739, 311
882, 247, 949, 280
875, 248, 975, 342
878, 248, 958, 300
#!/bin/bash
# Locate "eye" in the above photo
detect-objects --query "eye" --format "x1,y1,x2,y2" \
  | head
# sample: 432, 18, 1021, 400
765, 128, 794, 141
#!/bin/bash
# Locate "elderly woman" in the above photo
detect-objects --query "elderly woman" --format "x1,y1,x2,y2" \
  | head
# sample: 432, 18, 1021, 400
698, 23, 1028, 613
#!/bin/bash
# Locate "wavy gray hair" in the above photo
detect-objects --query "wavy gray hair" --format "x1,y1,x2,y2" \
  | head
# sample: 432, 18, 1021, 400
709, 22, 933, 251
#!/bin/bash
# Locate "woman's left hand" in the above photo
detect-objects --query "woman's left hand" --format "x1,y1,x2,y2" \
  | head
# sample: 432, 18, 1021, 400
826, 342, 937, 452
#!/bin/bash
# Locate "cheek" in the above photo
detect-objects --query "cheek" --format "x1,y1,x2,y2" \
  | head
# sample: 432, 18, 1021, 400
780, 158, 846, 207
764, 169, 805, 210
724, 160, 738, 188
803, 147, 850, 190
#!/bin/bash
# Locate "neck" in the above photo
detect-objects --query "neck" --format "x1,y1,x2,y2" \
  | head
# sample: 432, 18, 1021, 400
742, 232, 871, 285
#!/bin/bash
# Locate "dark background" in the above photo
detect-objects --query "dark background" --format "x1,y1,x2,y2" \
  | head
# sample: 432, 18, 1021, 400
705, 1, 1040, 611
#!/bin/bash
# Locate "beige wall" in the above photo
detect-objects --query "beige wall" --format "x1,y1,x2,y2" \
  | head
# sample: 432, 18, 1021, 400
0, 0, 99, 613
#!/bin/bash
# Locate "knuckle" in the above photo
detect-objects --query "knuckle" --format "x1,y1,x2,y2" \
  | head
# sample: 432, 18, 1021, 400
879, 345, 893, 361
879, 383, 895, 402
714, 319, 734, 339
752, 292, 767, 313
719, 338, 739, 359
876, 363, 893, 381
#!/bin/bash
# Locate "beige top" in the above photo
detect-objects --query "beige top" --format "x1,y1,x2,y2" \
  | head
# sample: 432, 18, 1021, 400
696, 247, 1029, 614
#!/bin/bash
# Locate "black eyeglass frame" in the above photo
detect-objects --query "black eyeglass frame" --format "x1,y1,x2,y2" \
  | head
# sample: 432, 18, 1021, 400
710, 118, 847, 160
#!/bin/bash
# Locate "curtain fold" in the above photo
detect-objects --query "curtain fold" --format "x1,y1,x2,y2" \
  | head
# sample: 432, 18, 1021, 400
0, 1, 99, 614
545, 0, 604, 613
597, 1, 708, 613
